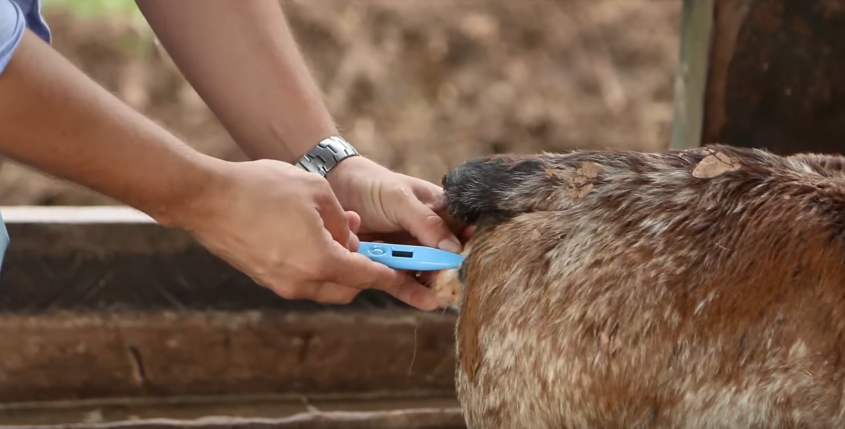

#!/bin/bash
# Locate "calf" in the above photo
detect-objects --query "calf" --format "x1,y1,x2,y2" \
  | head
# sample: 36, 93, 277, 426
432, 144, 845, 429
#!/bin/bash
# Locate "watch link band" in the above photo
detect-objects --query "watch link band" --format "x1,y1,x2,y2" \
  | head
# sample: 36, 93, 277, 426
296, 136, 359, 178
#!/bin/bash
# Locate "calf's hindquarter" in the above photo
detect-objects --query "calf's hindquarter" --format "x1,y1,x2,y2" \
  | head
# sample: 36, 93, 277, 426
435, 146, 845, 428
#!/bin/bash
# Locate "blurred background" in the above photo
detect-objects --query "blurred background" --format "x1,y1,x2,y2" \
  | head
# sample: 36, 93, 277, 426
0, 1, 687, 424
0, 0, 682, 206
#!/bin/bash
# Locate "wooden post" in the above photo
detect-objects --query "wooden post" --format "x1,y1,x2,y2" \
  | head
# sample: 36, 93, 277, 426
670, 0, 715, 150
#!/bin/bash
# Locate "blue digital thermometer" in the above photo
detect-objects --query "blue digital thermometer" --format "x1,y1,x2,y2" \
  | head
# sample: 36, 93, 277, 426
357, 241, 463, 271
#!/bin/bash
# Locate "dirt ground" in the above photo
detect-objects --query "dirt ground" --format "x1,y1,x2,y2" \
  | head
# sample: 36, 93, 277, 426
0, 0, 682, 206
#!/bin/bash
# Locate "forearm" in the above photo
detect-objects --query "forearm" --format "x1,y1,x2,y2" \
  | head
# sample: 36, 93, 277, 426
135, 0, 338, 163
0, 30, 217, 225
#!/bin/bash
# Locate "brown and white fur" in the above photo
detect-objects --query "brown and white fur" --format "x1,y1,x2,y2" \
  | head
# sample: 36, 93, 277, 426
432, 144, 845, 429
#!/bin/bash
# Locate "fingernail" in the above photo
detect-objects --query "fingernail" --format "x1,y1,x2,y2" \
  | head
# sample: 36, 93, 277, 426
438, 238, 462, 253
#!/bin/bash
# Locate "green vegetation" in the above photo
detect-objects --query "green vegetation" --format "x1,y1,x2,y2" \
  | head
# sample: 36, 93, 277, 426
41, 0, 154, 54
41, 0, 142, 19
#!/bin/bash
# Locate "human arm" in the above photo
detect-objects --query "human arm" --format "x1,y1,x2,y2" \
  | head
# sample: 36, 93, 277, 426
134, 0, 465, 254
0, 24, 439, 309
133, 0, 333, 163
0, 27, 213, 224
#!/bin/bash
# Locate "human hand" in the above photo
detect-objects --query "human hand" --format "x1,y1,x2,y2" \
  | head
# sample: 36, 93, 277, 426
325, 157, 472, 294
171, 158, 442, 310
327, 156, 469, 248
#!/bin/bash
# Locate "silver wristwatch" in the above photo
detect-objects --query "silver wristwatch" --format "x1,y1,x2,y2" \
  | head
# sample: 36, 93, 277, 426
296, 136, 359, 178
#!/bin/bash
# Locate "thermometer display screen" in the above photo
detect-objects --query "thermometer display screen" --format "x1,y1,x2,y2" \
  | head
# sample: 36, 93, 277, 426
391, 250, 414, 258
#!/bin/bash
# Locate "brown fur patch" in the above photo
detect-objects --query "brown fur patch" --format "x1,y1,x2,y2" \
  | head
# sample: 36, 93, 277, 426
453, 228, 504, 385
787, 152, 845, 176
434, 144, 845, 429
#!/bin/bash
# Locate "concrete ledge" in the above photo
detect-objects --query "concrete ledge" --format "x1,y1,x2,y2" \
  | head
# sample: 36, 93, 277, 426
0, 206, 156, 224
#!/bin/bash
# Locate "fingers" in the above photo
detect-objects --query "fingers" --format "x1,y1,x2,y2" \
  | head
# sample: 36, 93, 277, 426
346, 230, 361, 252
412, 181, 447, 212
407, 180, 470, 251
308, 282, 362, 305
344, 211, 361, 251
433, 199, 471, 243
393, 193, 462, 253
313, 181, 351, 246
295, 276, 439, 310
310, 189, 442, 310
357, 231, 417, 245
346, 211, 362, 235
382, 272, 441, 310
321, 236, 401, 288
271, 278, 361, 305
462, 224, 476, 242
319, 238, 441, 310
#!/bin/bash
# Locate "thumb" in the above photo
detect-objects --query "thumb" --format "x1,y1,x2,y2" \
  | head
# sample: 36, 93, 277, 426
346, 211, 362, 235
392, 190, 462, 253
323, 239, 401, 290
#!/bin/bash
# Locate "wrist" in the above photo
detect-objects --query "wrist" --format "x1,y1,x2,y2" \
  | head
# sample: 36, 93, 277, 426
323, 155, 367, 200
143, 152, 224, 230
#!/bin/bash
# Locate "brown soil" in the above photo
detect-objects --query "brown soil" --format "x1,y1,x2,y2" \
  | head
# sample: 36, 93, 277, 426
0, 0, 681, 206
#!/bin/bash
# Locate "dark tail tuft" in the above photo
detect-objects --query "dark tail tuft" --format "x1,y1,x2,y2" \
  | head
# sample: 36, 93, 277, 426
441, 155, 547, 225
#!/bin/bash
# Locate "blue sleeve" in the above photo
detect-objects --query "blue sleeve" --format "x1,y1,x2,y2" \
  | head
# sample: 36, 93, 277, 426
0, 0, 26, 75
